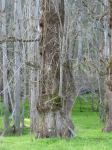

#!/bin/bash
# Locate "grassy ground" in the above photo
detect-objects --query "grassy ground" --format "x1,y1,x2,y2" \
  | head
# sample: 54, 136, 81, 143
0, 96, 112, 150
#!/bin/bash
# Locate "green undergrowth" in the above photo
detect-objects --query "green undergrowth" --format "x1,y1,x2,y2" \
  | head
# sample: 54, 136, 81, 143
0, 96, 112, 150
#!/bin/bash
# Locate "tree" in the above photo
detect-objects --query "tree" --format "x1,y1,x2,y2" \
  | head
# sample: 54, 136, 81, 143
27, 0, 40, 133
13, 0, 22, 134
29, 0, 75, 138
103, 0, 112, 132
1, 0, 10, 132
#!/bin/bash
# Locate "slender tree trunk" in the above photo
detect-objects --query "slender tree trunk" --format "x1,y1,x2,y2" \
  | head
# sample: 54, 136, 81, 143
13, 0, 22, 134
103, 0, 110, 57
77, 8, 83, 63
1, 0, 10, 131
27, 0, 40, 133
6, 0, 15, 115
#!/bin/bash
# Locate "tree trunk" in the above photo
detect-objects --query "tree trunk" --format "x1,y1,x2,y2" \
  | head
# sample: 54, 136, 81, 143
103, 60, 112, 132
13, 0, 22, 134
103, 0, 112, 132
1, 0, 10, 132
35, 0, 75, 138
26, 0, 40, 133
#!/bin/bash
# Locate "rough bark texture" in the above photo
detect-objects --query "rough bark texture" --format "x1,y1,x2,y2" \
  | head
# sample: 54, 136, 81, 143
35, 0, 74, 138
103, 58, 112, 132
103, 0, 112, 132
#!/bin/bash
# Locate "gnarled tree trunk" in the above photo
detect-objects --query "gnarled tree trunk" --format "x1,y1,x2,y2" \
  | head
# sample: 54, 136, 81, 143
32, 0, 75, 138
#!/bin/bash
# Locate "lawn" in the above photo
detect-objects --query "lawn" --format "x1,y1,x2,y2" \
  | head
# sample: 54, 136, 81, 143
0, 96, 112, 150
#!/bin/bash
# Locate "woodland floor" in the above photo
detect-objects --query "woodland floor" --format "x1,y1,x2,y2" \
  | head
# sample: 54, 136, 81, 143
0, 95, 112, 150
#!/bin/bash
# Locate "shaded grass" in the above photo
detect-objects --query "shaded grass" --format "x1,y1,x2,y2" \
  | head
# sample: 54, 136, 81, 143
0, 96, 112, 150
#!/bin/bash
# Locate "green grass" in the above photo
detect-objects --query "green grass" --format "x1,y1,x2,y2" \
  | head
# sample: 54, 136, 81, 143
0, 97, 112, 150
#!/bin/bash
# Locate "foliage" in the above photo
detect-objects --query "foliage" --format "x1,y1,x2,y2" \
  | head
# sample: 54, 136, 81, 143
0, 97, 112, 150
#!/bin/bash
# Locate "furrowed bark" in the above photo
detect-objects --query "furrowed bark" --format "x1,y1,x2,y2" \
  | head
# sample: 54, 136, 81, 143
35, 0, 75, 138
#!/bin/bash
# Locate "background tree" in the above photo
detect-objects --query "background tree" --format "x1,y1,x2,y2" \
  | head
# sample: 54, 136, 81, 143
1, 0, 10, 133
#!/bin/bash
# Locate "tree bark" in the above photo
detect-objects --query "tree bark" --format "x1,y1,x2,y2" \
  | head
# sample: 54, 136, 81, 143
27, 0, 40, 133
1, 0, 10, 132
103, 59, 112, 132
13, 0, 22, 134
35, 0, 75, 138
103, 0, 112, 132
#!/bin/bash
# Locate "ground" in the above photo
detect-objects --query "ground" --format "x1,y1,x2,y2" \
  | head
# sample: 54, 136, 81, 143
0, 95, 112, 150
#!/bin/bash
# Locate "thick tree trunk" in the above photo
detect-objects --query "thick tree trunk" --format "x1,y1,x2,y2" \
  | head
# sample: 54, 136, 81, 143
103, 0, 112, 132
103, 59, 112, 132
35, 0, 75, 138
